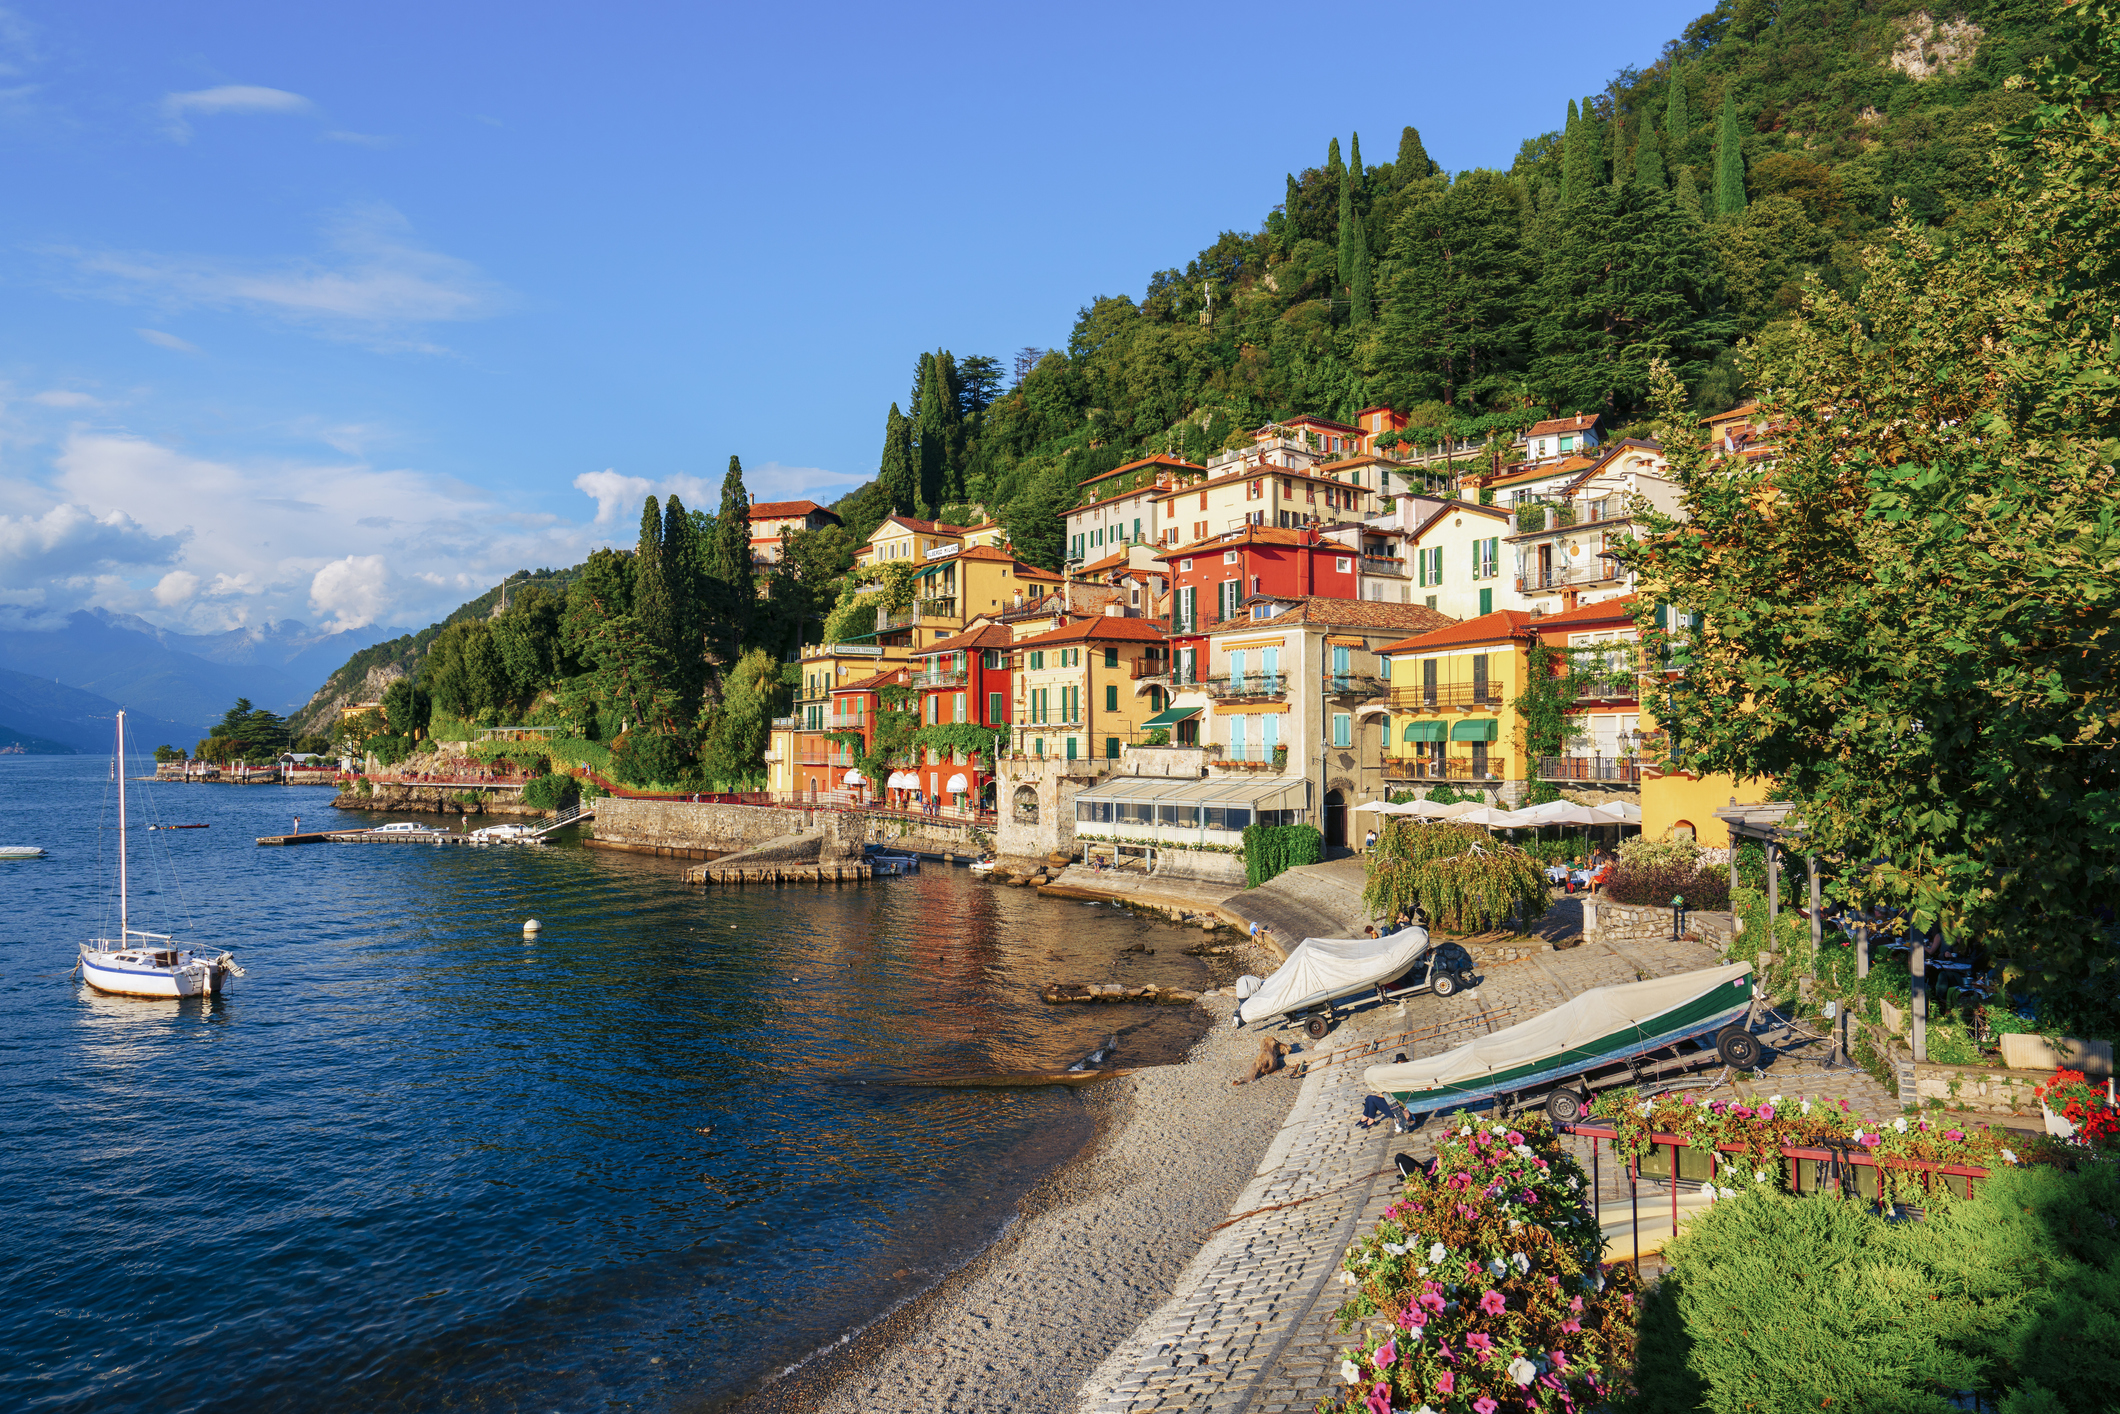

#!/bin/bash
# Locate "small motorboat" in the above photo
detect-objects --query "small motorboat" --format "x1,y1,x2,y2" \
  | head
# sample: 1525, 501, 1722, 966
77, 711, 245, 999
371, 820, 448, 836
968, 855, 997, 875
1366, 962, 1758, 1124
0, 845, 45, 860
1237, 926, 1474, 1037
469, 823, 539, 846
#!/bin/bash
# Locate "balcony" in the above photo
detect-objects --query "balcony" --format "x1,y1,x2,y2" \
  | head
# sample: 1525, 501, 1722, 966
916, 596, 958, 619
771, 716, 799, 730
1382, 757, 1505, 782
1200, 673, 1287, 701
1512, 502, 1578, 534
1568, 675, 1639, 702
1128, 657, 1173, 680
1389, 685, 1505, 712
1321, 672, 1386, 698
911, 668, 967, 690
1537, 755, 1642, 784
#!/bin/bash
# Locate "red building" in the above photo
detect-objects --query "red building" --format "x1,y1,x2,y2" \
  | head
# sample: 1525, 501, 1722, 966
1157, 525, 1361, 681
813, 666, 913, 799
902, 623, 1015, 813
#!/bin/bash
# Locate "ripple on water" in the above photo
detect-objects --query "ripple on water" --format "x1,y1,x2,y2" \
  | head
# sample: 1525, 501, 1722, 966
0, 758, 1207, 1412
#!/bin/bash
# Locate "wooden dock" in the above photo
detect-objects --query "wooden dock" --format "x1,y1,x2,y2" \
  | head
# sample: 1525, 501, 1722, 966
255, 831, 338, 846
682, 861, 873, 886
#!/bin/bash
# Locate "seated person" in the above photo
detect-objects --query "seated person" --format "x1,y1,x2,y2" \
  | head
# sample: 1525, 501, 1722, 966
1359, 1056, 1412, 1130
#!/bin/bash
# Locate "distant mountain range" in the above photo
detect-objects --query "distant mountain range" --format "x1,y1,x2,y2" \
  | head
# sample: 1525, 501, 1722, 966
0, 610, 389, 740
0, 720, 76, 754
0, 670, 207, 754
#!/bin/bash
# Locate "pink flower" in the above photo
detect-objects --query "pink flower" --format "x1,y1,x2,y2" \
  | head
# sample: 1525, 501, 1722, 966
1474, 1398, 1499, 1414
1679, 1093, 1695, 1105
1569, 1295, 1583, 1312
1400, 1308, 1426, 1332
1550, 1349, 1571, 1371
1859, 1133, 1880, 1149
1437, 1370, 1456, 1393
1480, 1289, 1508, 1315
1945, 1129, 1965, 1141
1466, 1331, 1494, 1356
1447, 1172, 1473, 1191
1374, 1339, 1397, 1369
1560, 1319, 1581, 1334
1367, 1382, 1393, 1414
1759, 1105, 1776, 1121
1467, 1261, 1485, 1279
1507, 1130, 1524, 1145
1419, 1291, 1447, 1313
1840, 1099, 1851, 1112
1437, 1341, 1456, 1365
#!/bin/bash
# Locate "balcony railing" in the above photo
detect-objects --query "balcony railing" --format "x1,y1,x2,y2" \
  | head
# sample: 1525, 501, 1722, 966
1389, 686, 1505, 711
916, 596, 958, 619
1512, 502, 1579, 534
1568, 675, 1639, 702
1538, 755, 1642, 783
1200, 673, 1287, 701
1382, 757, 1505, 782
911, 668, 967, 689
771, 716, 799, 729
1129, 658, 1173, 680
1321, 672, 1386, 697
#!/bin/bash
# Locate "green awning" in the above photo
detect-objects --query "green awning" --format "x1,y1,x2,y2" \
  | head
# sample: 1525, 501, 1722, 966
1402, 720, 1446, 742
1450, 718, 1498, 742
1141, 705, 1200, 729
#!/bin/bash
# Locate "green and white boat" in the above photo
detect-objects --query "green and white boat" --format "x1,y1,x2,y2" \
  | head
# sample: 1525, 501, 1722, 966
1366, 962, 1759, 1124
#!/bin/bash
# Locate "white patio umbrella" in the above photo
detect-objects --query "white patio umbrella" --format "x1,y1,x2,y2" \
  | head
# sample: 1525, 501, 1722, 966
1531, 804, 1613, 827
1352, 799, 1393, 812
843, 770, 866, 786
1455, 806, 1535, 828
1594, 800, 1643, 822
945, 773, 969, 793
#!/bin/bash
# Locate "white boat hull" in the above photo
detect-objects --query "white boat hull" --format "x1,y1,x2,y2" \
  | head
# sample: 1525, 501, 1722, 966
0, 846, 44, 859
79, 948, 231, 999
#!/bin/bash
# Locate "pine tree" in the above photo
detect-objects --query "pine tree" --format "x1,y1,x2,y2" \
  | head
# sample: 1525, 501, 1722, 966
879, 402, 917, 514
633, 494, 675, 672
1674, 164, 1704, 220
710, 457, 752, 659
1395, 125, 1437, 186
1380, 170, 1530, 409
1715, 92, 1748, 216
1635, 112, 1666, 191
1665, 64, 1690, 167
1560, 102, 1579, 204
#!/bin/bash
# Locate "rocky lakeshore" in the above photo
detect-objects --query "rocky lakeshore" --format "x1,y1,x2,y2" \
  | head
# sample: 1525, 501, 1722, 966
744, 942, 1292, 1414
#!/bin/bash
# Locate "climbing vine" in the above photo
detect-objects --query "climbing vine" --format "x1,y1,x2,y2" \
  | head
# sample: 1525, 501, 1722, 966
1241, 823, 1322, 889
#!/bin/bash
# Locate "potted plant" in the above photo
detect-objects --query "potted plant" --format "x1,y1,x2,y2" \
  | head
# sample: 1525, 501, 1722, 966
2034, 1068, 2119, 1146
1271, 744, 1288, 770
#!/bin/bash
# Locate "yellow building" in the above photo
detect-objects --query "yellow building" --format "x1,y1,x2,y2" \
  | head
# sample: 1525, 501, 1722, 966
1374, 611, 1537, 800
856, 515, 972, 570
1008, 614, 1171, 762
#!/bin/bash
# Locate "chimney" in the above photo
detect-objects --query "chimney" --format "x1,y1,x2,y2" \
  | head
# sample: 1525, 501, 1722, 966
749, 492, 757, 505
1105, 604, 1123, 617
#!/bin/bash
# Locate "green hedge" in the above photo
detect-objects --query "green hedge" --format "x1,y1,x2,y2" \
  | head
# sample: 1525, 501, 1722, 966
522, 772, 578, 811
369, 735, 417, 767
1241, 823, 1321, 889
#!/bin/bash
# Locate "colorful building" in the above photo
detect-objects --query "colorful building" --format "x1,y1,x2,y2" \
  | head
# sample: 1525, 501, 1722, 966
1399, 498, 1515, 620
1159, 526, 1362, 682
1064, 454, 1203, 567
1008, 614, 1171, 763
1507, 440, 1678, 614
1527, 595, 1644, 804
792, 642, 908, 796
856, 515, 972, 570
902, 622, 1016, 813
747, 499, 842, 566
1375, 611, 1538, 804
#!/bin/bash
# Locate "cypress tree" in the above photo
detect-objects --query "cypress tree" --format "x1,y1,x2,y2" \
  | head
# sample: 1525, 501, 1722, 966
659, 493, 697, 694
1347, 207, 1373, 327
1395, 124, 1436, 185
1715, 93, 1748, 216
879, 402, 917, 515
914, 351, 954, 511
1635, 112, 1666, 192
1560, 102, 1579, 204
710, 457, 752, 658
1604, 96, 1623, 189
1665, 64, 1690, 167
1337, 141, 1357, 317
1674, 164, 1704, 220
1328, 136, 1343, 176
1349, 130, 1365, 192
634, 494, 675, 668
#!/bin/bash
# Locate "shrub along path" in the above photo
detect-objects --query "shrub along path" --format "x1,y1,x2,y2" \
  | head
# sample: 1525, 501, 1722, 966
1073, 933, 1903, 1414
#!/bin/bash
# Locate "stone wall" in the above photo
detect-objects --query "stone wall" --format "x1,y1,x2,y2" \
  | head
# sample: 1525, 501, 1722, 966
1911, 1062, 2053, 1117
1582, 899, 1737, 952
859, 813, 988, 855
994, 757, 1122, 864
334, 781, 540, 818
1147, 846, 1247, 887
590, 797, 830, 858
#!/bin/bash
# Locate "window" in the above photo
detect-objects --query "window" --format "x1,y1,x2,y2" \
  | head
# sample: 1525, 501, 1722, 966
1471, 740, 1491, 777
1105, 684, 1118, 711
1224, 550, 1238, 565
1247, 479, 1262, 500
1133, 518, 1141, 540
1181, 559, 1194, 572
1473, 654, 1490, 703
1198, 490, 1208, 510
1423, 658, 1439, 706
983, 649, 1005, 669
1473, 536, 1499, 580
1105, 737, 1120, 760
953, 692, 966, 723
1029, 650, 1045, 670
926, 695, 938, 724
1065, 737, 1078, 760
1178, 585, 1197, 632
1418, 546, 1443, 586
1559, 435, 1574, 452
1034, 737, 1044, 756
1332, 712, 1352, 748
988, 691, 1006, 723
1336, 557, 1352, 573
1479, 587, 1493, 615
1104, 646, 1118, 668
1426, 595, 1437, 609
1228, 714, 1248, 761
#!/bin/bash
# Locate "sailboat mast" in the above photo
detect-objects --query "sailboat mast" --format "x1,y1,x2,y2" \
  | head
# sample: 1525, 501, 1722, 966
117, 710, 127, 939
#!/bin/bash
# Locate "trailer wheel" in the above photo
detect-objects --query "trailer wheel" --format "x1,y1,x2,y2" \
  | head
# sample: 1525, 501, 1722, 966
1545, 1089, 1588, 1125
1716, 1026, 1762, 1068
1306, 1014, 1332, 1040
1431, 971, 1460, 999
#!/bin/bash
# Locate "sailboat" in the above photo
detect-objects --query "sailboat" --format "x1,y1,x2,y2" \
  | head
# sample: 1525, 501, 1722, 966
76, 711, 245, 999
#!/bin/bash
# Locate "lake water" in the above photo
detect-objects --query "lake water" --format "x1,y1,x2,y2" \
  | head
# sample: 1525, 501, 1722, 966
0, 756, 1209, 1412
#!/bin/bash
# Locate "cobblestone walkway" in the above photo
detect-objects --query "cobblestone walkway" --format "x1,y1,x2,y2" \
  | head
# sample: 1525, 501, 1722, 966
1074, 936, 1906, 1414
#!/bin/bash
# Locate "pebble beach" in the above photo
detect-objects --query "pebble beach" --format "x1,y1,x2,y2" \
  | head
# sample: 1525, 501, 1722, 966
746, 952, 1297, 1414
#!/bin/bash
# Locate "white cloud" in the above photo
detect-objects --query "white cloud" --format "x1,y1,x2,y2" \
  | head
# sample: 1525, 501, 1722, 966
745, 460, 866, 505
74, 205, 510, 351
0, 501, 183, 588
309, 554, 392, 631
161, 84, 314, 141
152, 568, 199, 605
572, 468, 716, 525
31, 388, 97, 407
137, 327, 200, 353
322, 129, 392, 147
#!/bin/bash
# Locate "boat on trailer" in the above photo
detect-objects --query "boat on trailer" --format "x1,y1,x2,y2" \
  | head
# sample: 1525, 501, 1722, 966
1236, 926, 1477, 1038
1365, 962, 1760, 1125
77, 711, 244, 999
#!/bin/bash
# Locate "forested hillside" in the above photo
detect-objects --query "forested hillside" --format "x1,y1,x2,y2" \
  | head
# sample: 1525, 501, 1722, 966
835, 0, 2054, 568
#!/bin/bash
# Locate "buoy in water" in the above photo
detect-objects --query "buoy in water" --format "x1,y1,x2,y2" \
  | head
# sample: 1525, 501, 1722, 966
523, 919, 542, 936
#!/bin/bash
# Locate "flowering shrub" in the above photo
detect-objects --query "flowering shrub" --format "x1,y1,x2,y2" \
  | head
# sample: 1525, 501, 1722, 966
2033, 1068, 2120, 1148
1586, 1087, 2043, 1201
1316, 1113, 1638, 1414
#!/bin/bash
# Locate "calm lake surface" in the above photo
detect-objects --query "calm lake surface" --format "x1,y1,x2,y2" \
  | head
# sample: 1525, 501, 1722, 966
0, 756, 1208, 1412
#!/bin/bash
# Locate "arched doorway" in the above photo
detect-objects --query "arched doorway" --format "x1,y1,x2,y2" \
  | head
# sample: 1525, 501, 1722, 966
1324, 788, 1347, 849
1013, 784, 1039, 823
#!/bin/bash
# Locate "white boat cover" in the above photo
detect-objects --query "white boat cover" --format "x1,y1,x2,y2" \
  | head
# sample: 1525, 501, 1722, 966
1363, 961, 1754, 1096
1237, 926, 1433, 1025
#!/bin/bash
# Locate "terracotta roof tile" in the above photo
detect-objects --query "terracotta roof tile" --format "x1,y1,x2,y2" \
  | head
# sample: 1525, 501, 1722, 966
1012, 615, 1171, 648
1374, 610, 1537, 655
913, 623, 1017, 657
748, 499, 838, 522
1531, 594, 1642, 632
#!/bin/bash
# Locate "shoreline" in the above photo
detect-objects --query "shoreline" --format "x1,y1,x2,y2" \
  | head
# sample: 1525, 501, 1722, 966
736, 939, 1292, 1414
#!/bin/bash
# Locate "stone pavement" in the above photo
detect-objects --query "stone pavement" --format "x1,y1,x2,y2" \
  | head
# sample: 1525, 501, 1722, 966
1073, 933, 1906, 1414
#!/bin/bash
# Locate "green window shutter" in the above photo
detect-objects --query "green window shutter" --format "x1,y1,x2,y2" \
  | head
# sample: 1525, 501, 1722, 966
1066, 737, 1078, 760
1105, 684, 1118, 712
1479, 587, 1493, 615
1105, 737, 1120, 759
1104, 647, 1118, 668
989, 691, 1005, 723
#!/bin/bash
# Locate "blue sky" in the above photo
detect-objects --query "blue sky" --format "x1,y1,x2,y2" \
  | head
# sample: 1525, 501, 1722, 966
0, 0, 1705, 640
